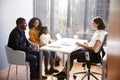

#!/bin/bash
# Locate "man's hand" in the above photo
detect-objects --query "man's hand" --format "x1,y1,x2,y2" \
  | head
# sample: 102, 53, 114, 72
27, 45, 34, 51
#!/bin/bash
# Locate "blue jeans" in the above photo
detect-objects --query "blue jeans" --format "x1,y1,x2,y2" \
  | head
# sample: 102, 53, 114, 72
43, 50, 56, 70
49, 51, 56, 67
25, 51, 40, 79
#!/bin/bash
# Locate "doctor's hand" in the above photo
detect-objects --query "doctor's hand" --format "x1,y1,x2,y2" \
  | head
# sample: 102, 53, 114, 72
76, 42, 83, 47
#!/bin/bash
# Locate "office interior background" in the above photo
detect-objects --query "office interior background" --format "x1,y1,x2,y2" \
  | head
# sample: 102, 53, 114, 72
35, 0, 110, 40
0, 0, 120, 80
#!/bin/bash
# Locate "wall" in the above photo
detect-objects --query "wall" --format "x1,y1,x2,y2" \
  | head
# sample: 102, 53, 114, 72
105, 0, 120, 80
0, 0, 33, 70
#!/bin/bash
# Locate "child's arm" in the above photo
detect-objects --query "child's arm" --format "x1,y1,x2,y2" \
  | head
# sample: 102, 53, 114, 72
48, 34, 53, 43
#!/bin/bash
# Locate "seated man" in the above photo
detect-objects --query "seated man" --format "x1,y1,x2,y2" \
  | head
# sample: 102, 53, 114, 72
7, 17, 47, 80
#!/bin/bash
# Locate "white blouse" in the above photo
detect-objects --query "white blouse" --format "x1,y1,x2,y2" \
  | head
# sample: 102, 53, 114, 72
40, 33, 52, 45
88, 30, 107, 53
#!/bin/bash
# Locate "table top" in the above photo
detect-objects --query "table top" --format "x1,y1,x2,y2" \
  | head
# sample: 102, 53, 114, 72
40, 38, 88, 53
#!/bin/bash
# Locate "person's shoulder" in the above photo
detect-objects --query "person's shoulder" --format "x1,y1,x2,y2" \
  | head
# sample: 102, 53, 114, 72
103, 31, 108, 35
40, 33, 44, 37
29, 28, 35, 32
9, 28, 18, 37
29, 29, 38, 35
99, 30, 107, 35
47, 34, 51, 37
96, 30, 105, 34
11, 27, 18, 34
47, 33, 50, 36
97, 30, 107, 38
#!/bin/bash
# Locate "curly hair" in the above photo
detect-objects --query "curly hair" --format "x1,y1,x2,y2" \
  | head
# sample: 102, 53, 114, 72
93, 16, 106, 30
28, 17, 42, 29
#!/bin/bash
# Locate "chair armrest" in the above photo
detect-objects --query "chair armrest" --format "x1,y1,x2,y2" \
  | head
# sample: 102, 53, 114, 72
12, 50, 27, 65
85, 51, 90, 61
5, 46, 27, 65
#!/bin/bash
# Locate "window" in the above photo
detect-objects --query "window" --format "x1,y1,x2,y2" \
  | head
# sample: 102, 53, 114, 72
34, 0, 110, 40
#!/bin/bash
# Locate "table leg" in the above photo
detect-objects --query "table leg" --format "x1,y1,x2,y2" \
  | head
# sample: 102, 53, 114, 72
102, 60, 106, 80
39, 50, 43, 80
67, 54, 70, 80
63, 53, 65, 66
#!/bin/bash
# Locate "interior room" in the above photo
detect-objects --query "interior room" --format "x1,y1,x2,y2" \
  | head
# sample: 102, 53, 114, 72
0, 0, 120, 80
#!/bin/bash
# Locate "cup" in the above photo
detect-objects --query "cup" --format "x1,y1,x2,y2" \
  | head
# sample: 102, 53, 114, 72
73, 35, 78, 40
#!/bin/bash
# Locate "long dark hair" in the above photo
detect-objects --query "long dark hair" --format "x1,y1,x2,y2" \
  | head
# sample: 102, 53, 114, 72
39, 26, 48, 37
28, 17, 42, 30
93, 16, 106, 30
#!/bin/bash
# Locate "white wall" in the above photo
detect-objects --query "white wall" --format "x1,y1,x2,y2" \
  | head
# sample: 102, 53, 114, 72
0, 0, 33, 70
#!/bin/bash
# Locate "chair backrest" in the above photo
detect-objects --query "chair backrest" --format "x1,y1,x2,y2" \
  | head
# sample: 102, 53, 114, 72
92, 34, 107, 63
85, 33, 107, 63
82, 33, 107, 70
5, 45, 27, 65
97, 34, 107, 59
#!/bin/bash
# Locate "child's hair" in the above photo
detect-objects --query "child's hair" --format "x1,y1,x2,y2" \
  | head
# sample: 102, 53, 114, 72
39, 26, 48, 36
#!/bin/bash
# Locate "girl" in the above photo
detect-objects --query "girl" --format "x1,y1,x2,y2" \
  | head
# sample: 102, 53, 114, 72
39, 26, 52, 45
40, 26, 59, 74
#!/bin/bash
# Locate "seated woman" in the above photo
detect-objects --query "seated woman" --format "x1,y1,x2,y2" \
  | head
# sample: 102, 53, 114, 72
29, 18, 59, 74
53, 16, 107, 79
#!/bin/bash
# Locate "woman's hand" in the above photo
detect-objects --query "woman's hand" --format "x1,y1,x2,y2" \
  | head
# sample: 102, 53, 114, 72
76, 42, 83, 47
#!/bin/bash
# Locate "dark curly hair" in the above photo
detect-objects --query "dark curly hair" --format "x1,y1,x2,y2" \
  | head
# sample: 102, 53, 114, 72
28, 17, 42, 29
93, 16, 106, 30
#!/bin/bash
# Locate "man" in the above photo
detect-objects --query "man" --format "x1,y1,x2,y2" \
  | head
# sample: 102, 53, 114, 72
8, 17, 47, 80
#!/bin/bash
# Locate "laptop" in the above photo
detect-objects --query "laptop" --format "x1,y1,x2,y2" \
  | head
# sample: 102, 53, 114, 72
56, 33, 62, 40
56, 33, 75, 46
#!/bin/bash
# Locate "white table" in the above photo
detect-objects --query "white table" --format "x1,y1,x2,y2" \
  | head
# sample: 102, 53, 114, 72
39, 38, 88, 80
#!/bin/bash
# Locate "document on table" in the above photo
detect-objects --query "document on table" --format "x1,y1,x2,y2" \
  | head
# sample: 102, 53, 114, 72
46, 38, 88, 51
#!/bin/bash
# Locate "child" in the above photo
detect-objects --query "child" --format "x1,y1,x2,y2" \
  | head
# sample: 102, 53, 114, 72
39, 26, 52, 45
40, 26, 59, 74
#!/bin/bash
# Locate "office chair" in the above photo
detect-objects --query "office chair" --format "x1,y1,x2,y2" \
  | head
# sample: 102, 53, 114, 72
73, 34, 107, 80
5, 46, 29, 80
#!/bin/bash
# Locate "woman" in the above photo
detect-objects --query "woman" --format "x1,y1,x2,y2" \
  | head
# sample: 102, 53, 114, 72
29, 17, 43, 46
54, 16, 107, 79
29, 18, 59, 74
